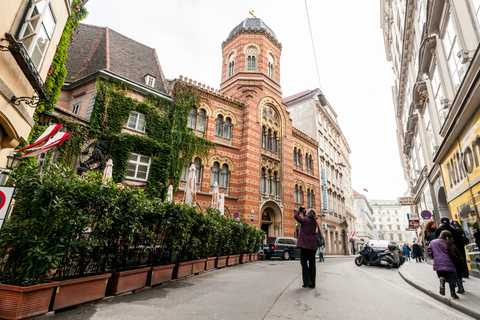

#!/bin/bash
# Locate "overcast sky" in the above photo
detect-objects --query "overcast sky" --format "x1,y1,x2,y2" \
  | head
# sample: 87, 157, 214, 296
83, 0, 407, 201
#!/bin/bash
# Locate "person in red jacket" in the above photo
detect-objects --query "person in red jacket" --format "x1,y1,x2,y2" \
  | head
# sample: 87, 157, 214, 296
294, 207, 318, 288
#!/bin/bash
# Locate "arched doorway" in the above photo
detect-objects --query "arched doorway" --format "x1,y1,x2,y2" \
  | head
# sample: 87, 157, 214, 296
260, 201, 282, 238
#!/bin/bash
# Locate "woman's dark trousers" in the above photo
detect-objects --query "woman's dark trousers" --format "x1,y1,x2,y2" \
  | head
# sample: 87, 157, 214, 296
300, 248, 316, 287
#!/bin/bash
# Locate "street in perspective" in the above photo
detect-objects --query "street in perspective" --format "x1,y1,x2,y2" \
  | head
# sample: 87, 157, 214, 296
2, 1, 480, 319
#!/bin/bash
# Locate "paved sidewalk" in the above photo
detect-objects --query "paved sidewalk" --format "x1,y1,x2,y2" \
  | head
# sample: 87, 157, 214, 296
399, 259, 480, 319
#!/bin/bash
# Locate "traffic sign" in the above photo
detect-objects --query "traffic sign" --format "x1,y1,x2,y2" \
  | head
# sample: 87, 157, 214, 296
421, 210, 432, 220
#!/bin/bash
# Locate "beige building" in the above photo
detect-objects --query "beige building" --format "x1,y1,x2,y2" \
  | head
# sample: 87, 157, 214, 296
284, 89, 354, 255
381, 0, 480, 277
0, 0, 74, 168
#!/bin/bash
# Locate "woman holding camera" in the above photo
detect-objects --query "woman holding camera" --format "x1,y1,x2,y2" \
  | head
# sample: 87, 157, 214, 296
294, 207, 318, 289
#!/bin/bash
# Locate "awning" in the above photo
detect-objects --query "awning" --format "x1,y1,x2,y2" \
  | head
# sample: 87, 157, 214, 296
23, 132, 73, 158
17, 124, 63, 152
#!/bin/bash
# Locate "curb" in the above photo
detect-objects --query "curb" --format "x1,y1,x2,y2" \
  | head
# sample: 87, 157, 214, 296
398, 266, 479, 319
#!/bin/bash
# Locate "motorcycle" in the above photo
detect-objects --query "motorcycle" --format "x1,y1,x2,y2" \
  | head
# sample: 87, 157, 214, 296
355, 244, 395, 268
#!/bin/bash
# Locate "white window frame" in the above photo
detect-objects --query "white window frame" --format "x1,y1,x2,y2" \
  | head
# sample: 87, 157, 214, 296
17, 0, 56, 70
145, 75, 155, 87
127, 111, 146, 132
126, 153, 151, 181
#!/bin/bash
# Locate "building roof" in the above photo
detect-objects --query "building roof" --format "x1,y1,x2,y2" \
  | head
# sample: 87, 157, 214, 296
65, 24, 168, 94
228, 18, 277, 40
353, 189, 362, 196
282, 90, 311, 104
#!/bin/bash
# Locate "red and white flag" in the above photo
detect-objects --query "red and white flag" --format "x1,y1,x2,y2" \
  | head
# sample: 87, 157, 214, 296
17, 124, 63, 152
348, 231, 356, 239
22, 132, 73, 158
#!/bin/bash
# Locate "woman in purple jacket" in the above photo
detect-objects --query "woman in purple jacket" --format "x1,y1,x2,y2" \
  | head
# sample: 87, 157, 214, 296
427, 230, 461, 299
294, 207, 318, 288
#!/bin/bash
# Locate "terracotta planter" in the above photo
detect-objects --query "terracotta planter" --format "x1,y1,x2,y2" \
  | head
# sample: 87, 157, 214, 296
239, 254, 249, 264
106, 267, 150, 295
205, 257, 216, 270
147, 264, 175, 286
0, 282, 59, 320
227, 255, 236, 266
192, 259, 206, 274
51, 273, 111, 311
215, 256, 227, 268
173, 261, 194, 279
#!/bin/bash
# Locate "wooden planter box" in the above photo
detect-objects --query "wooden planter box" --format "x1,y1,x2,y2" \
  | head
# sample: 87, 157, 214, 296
249, 253, 255, 261
227, 255, 236, 266
173, 261, 194, 279
0, 282, 59, 320
147, 264, 175, 286
205, 257, 217, 270
50, 273, 111, 311
234, 254, 240, 264
239, 254, 249, 264
106, 267, 150, 295
215, 256, 227, 268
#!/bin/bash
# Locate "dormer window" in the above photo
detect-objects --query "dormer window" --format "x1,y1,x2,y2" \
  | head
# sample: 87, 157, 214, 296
145, 75, 155, 87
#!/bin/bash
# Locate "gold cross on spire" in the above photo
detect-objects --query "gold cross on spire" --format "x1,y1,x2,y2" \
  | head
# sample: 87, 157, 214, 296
249, 10, 257, 19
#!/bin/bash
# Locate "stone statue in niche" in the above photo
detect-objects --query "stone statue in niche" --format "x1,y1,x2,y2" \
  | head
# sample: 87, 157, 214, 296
77, 134, 109, 174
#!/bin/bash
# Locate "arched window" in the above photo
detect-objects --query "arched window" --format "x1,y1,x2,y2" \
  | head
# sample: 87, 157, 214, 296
268, 54, 274, 78
223, 118, 232, 139
272, 171, 277, 196
309, 155, 313, 172
307, 189, 311, 207
246, 46, 257, 71
294, 185, 298, 204
220, 164, 229, 187
299, 186, 303, 205
228, 53, 235, 77
215, 115, 224, 137
293, 147, 297, 165
273, 131, 277, 153
187, 108, 197, 129
266, 170, 271, 194
210, 162, 219, 185
194, 157, 202, 183
197, 109, 206, 132
305, 154, 309, 170
260, 168, 266, 193
262, 126, 266, 148
267, 128, 272, 150
298, 150, 302, 168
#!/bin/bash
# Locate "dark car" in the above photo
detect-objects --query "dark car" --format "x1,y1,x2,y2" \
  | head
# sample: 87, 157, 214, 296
264, 237, 301, 260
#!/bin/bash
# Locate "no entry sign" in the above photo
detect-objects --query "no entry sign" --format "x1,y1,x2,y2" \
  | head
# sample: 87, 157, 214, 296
0, 186, 15, 231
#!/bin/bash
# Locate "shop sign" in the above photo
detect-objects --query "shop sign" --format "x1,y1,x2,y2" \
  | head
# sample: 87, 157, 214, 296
398, 196, 415, 206
409, 213, 419, 221
327, 224, 336, 230
440, 108, 480, 198
408, 220, 420, 228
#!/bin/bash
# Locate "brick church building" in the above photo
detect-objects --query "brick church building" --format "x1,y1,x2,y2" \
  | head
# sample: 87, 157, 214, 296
56, 18, 322, 239
173, 18, 321, 237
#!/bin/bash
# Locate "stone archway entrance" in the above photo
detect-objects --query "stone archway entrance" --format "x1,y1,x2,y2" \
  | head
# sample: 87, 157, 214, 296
437, 187, 450, 220
260, 201, 282, 238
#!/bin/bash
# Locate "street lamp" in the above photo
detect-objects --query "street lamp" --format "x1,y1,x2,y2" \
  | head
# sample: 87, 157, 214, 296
38, 109, 54, 126
0, 151, 23, 186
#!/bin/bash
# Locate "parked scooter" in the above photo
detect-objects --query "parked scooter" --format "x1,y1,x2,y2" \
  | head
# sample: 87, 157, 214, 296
355, 244, 395, 268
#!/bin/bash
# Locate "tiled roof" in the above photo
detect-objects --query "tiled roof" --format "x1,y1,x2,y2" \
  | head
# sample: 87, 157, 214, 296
353, 189, 361, 196
282, 90, 311, 104
65, 24, 168, 94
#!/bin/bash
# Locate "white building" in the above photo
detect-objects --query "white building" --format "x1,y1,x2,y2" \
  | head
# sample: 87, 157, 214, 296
370, 200, 408, 245
353, 190, 374, 251
284, 89, 355, 255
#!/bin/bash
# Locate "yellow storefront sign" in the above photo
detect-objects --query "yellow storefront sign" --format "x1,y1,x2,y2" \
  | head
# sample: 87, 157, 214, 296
440, 109, 480, 198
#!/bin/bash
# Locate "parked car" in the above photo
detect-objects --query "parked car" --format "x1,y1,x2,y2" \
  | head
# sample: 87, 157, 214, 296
264, 237, 300, 260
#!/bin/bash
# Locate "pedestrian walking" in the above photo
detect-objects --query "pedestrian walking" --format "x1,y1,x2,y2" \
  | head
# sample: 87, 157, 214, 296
294, 207, 318, 289
435, 217, 469, 278
424, 221, 437, 245
412, 242, 422, 263
427, 230, 461, 299
318, 245, 324, 262
402, 244, 410, 261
